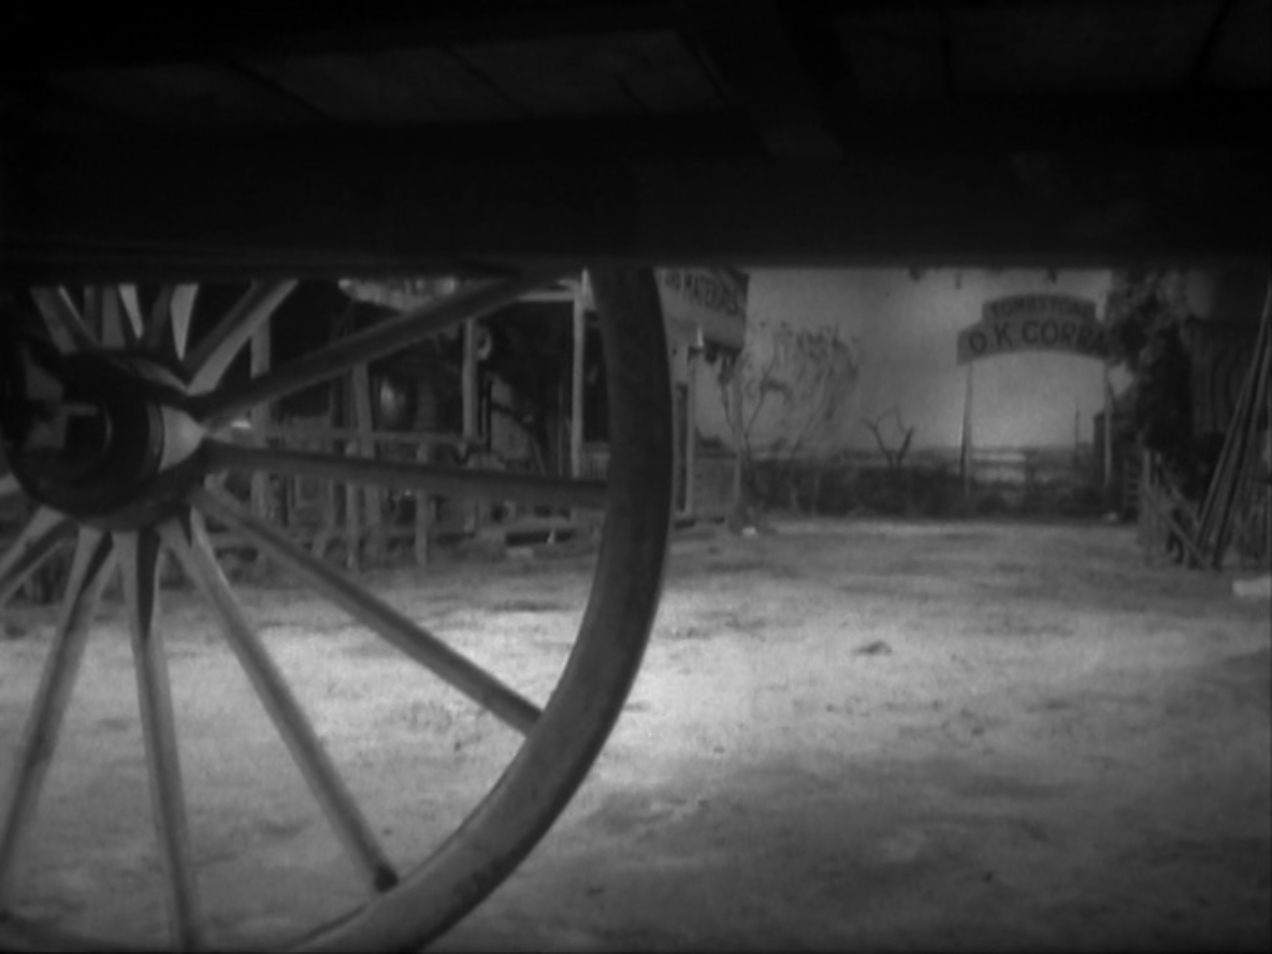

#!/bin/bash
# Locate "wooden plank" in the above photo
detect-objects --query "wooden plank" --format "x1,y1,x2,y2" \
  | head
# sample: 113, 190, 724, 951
315, 456, 339, 562
43, 63, 321, 129
342, 376, 361, 574
684, 0, 844, 159
462, 320, 480, 534
351, 362, 383, 562
1140, 474, 1208, 568
255, 423, 475, 448
449, 31, 720, 116
451, 37, 644, 116
570, 284, 585, 480
832, 5, 945, 101
414, 444, 431, 567
249, 322, 273, 524
600, 32, 724, 113
685, 348, 698, 516
245, 49, 518, 124
946, 1, 1221, 97
7, 5, 679, 70
212, 524, 424, 547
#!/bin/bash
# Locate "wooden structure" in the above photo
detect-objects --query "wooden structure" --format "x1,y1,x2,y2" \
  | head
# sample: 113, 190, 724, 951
1138, 279, 1272, 568
205, 276, 619, 567
248, 420, 478, 569
1, 3, 1269, 951
1191, 279, 1272, 567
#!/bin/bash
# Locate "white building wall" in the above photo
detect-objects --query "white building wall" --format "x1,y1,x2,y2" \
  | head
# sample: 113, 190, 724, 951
695, 267, 1123, 457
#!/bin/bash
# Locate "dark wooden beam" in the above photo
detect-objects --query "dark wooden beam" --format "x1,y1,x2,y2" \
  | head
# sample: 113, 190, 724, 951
3, 129, 1266, 281
1190, 0, 1239, 85
0, 2, 679, 71
681, 0, 846, 159
839, 90, 1272, 152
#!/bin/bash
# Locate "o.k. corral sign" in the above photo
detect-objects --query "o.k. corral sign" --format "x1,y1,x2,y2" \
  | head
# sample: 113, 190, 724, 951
957, 294, 1108, 365
954, 292, 1114, 497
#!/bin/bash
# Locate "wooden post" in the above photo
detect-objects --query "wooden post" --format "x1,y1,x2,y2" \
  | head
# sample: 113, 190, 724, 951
672, 380, 685, 515
313, 427, 337, 561
730, 361, 745, 522
570, 280, 586, 481
570, 278, 587, 523
1103, 364, 1114, 505
685, 346, 698, 518
462, 318, 479, 532
1072, 401, 1080, 473
351, 362, 381, 564
343, 376, 361, 573
1265, 350, 1271, 568
1139, 446, 1154, 562
414, 442, 432, 567
960, 363, 975, 498
250, 322, 272, 523
309, 400, 339, 560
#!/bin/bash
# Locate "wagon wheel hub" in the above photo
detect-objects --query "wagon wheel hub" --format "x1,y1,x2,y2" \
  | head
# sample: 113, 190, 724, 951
5, 350, 204, 528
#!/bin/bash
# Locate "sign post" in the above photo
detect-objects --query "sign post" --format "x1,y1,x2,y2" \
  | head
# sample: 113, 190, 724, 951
960, 362, 975, 497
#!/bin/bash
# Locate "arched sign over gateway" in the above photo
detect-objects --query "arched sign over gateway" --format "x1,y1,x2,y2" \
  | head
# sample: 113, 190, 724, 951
957, 294, 1108, 365
954, 292, 1114, 497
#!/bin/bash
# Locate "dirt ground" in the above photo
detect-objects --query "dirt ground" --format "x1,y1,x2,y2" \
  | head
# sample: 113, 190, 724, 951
1, 518, 1269, 951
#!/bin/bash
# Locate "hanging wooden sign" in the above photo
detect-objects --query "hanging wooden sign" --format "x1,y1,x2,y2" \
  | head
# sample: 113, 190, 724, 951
957, 294, 1107, 364
656, 267, 749, 351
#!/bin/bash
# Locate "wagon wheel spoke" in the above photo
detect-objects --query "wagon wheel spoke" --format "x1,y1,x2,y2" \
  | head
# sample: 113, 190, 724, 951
98, 285, 144, 350
192, 273, 556, 429
142, 285, 177, 352
158, 515, 401, 894
0, 505, 77, 605
141, 285, 174, 353
116, 528, 204, 951
203, 440, 609, 512
81, 287, 100, 330
185, 281, 293, 393
169, 284, 199, 361
135, 283, 201, 361
188, 487, 541, 734
118, 284, 145, 338
0, 528, 114, 908
29, 287, 98, 354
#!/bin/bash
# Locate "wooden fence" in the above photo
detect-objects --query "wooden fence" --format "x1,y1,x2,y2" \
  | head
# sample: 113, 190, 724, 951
208, 420, 482, 571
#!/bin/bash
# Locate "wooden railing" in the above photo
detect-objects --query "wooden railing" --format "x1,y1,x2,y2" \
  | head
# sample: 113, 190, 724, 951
209, 422, 489, 571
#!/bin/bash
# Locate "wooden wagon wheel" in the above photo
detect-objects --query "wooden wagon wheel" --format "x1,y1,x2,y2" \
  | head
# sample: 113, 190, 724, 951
0, 268, 672, 951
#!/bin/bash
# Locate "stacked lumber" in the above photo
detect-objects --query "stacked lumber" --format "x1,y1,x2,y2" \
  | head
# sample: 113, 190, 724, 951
1195, 277, 1272, 569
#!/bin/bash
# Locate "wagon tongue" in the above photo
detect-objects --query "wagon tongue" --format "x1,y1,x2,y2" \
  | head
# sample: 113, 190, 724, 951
3, 349, 204, 527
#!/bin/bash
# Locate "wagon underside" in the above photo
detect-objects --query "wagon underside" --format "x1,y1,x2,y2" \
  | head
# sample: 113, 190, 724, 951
2, 0, 1269, 280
